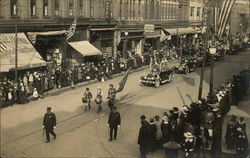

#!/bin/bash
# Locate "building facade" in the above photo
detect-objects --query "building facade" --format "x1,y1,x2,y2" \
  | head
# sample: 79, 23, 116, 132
189, 0, 205, 32
229, 0, 250, 34
0, 0, 193, 67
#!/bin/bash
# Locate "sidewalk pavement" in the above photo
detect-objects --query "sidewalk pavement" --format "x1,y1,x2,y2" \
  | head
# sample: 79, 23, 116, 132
33, 60, 180, 100
222, 92, 250, 156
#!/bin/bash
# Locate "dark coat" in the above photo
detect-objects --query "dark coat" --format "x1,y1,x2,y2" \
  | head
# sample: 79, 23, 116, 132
108, 111, 121, 128
43, 112, 56, 129
138, 123, 149, 146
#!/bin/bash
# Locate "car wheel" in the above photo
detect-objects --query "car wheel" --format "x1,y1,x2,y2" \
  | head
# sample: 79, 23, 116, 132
155, 79, 160, 88
185, 68, 190, 75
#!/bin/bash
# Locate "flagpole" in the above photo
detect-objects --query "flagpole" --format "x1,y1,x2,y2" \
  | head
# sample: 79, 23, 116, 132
198, 1, 210, 100
15, 2, 18, 84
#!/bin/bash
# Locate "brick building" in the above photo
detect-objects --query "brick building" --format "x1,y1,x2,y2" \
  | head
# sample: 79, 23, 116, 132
0, 0, 195, 67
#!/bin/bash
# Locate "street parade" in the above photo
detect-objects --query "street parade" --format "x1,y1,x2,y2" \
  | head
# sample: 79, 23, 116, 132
1, 0, 250, 158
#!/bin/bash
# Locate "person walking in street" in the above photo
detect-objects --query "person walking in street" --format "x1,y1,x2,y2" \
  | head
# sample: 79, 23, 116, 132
83, 88, 92, 111
138, 119, 149, 158
108, 106, 121, 141
107, 84, 116, 110
43, 107, 56, 143
95, 87, 103, 113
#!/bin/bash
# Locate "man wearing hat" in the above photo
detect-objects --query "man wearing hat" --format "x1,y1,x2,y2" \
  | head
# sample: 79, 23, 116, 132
107, 84, 117, 110
108, 106, 121, 141
183, 132, 195, 158
138, 117, 150, 158
43, 107, 57, 143
83, 87, 92, 111
225, 115, 237, 150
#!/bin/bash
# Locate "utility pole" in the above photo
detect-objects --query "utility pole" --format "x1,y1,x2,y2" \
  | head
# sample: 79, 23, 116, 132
198, 1, 210, 100
15, 2, 18, 84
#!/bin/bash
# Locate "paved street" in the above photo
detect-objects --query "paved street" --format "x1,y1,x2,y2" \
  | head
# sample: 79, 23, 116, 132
1, 51, 250, 158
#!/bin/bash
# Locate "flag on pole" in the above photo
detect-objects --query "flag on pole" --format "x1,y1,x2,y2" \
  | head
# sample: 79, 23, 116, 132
66, 17, 77, 40
0, 41, 7, 54
116, 67, 131, 93
217, 0, 236, 37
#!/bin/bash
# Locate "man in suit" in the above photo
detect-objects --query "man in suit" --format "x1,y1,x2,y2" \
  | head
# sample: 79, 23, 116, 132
43, 107, 57, 143
108, 106, 121, 141
138, 119, 149, 158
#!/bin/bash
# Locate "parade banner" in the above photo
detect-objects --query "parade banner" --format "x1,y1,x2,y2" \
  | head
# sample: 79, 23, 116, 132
0, 33, 46, 72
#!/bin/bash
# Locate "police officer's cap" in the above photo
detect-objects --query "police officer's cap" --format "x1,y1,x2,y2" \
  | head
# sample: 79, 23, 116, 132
86, 87, 90, 90
109, 84, 114, 86
47, 107, 51, 110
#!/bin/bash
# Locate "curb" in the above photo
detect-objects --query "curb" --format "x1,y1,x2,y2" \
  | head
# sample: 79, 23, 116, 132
42, 65, 150, 97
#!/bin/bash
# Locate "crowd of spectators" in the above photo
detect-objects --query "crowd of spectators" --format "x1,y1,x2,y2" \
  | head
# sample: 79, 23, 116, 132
138, 67, 250, 158
0, 54, 147, 108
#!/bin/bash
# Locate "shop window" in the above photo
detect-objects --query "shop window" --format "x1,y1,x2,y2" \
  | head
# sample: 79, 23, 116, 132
190, 7, 194, 17
90, 0, 94, 17
55, 0, 59, 16
69, 0, 73, 16
10, 0, 17, 16
43, 0, 48, 16
30, 0, 36, 16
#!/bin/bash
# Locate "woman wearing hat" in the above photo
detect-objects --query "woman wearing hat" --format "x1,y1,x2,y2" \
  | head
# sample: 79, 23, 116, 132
95, 87, 103, 113
83, 88, 92, 111
183, 132, 195, 158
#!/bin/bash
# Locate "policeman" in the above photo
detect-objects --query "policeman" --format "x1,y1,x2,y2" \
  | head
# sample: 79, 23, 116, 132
108, 106, 121, 141
43, 107, 56, 143
107, 84, 117, 110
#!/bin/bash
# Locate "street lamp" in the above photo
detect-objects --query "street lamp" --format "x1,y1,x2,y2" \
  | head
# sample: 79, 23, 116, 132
209, 46, 216, 102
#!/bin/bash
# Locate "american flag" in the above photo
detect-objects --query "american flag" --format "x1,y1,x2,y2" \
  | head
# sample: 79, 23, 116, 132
0, 41, 7, 54
66, 17, 77, 40
217, 0, 236, 37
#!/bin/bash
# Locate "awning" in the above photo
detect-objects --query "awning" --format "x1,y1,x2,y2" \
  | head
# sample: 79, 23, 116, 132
164, 27, 197, 35
36, 30, 68, 36
145, 30, 161, 38
0, 33, 46, 72
68, 41, 102, 56
90, 28, 116, 31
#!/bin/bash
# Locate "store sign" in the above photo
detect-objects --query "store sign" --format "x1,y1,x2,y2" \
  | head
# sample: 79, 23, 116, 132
0, 33, 45, 72
144, 24, 155, 33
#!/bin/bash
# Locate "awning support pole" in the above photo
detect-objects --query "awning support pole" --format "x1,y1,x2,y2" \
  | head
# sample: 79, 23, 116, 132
15, 2, 18, 84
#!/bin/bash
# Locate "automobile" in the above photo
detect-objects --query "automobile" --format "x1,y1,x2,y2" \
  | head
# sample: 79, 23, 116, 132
176, 58, 197, 75
140, 64, 174, 88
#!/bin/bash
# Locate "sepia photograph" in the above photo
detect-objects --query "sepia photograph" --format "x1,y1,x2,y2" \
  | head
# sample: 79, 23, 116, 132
0, 0, 250, 157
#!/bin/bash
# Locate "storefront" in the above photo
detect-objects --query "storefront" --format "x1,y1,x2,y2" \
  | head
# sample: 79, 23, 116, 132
117, 30, 144, 58
68, 40, 102, 65
89, 27, 115, 58
144, 29, 162, 51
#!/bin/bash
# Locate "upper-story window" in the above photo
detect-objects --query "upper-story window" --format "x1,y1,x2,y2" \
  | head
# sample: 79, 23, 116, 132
78, 0, 83, 16
10, 0, 17, 16
30, 0, 36, 16
197, 7, 201, 17
69, 0, 73, 16
138, 0, 141, 18
43, 0, 48, 16
55, 0, 59, 16
190, 7, 194, 17
90, 0, 94, 17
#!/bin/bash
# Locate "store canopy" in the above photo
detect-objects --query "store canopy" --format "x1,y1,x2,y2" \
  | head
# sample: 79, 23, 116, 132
164, 27, 197, 35
0, 33, 46, 72
36, 30, 68, 36
68, 41, 102, 56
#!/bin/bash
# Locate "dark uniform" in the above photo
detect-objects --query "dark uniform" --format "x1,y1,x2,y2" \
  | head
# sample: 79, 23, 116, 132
108, 85, 116, 110
138, 121, 149, 158
108, 107, 121, 141
225, 115, 237, 149
235, 118, 248, 158
43, 107, 56, 143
